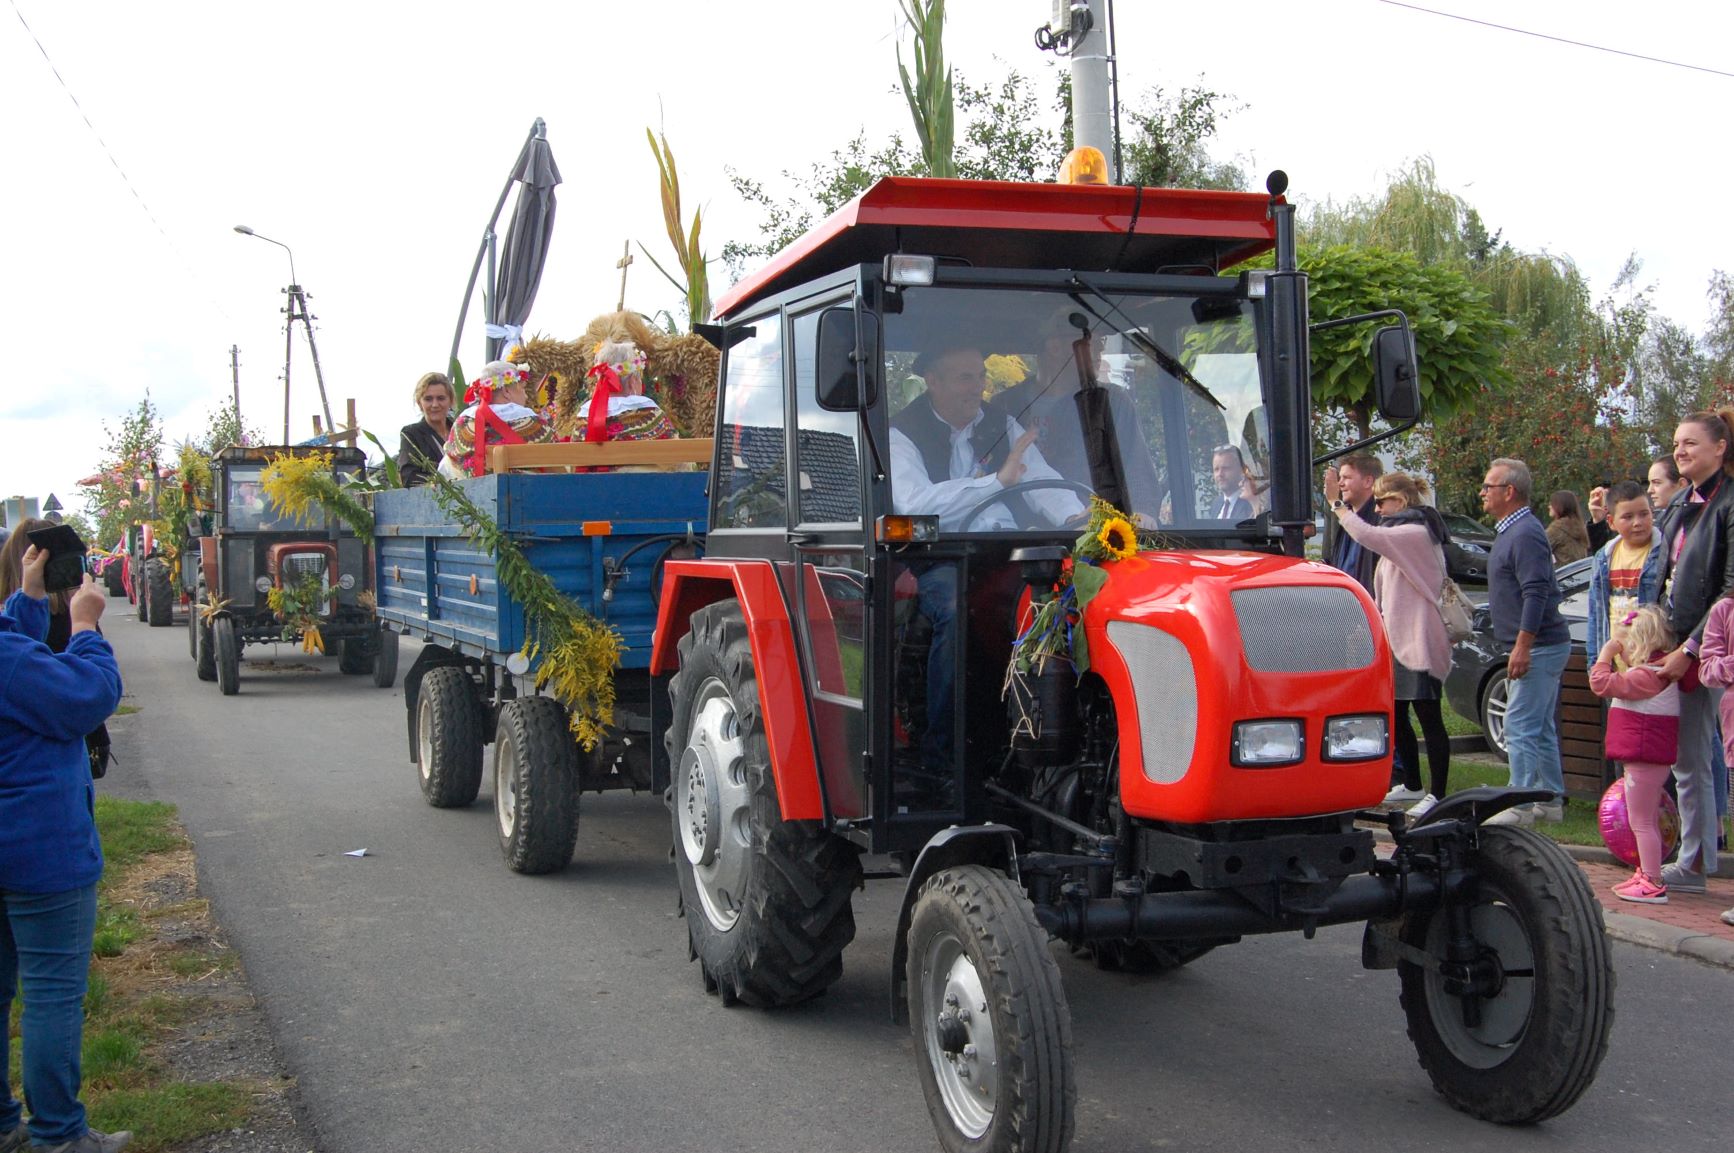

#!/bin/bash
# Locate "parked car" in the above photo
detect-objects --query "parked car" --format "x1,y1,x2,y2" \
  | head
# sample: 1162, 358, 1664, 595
1444, 556, 1592, 762
1440, 512, 1494, 584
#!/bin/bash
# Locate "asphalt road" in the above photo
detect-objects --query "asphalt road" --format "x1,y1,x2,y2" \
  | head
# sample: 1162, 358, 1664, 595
101, 608, 1734, 1153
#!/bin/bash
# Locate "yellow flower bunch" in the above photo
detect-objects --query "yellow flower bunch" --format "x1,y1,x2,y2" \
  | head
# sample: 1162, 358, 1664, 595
984, 354, 1029, 394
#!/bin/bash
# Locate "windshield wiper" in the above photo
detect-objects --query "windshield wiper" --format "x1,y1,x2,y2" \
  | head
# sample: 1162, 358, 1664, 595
1069, 274, 1225, 412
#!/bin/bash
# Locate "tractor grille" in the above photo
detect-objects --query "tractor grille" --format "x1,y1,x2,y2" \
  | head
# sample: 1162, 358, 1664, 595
283, 553, 328, 582
1229, 586, 1375, 673
1105, 621, 1197, 784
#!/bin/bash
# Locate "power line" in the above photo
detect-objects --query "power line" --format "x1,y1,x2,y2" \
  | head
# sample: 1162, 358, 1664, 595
8, 0, 234, 320
1377, 0, 1734, 79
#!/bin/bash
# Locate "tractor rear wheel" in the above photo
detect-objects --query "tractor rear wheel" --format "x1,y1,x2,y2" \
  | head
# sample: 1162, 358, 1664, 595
372, 627, 400, 688
667, 601, 862, 1008
145, 559, 174, 627
493, 697, 579, 874
213, 616, 240, 695
415, 666, 485, 808
908, 864, 1075, 1153
1398, 825, 1613, 1124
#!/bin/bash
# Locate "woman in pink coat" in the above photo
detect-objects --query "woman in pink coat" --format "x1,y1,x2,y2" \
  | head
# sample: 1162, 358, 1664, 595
1331, 472, 1455, 817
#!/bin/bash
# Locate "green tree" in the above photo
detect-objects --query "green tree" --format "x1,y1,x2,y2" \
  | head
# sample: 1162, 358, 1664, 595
201, 399, 262, 453
1119, 80, 1246, 191
83, 395, 165, 547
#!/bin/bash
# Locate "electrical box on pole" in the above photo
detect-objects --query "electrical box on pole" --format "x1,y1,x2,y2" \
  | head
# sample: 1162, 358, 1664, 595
1036, 0, 1115, 182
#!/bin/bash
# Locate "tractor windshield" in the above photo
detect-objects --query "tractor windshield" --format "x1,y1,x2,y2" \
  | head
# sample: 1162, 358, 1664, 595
882, 285, 1265, 534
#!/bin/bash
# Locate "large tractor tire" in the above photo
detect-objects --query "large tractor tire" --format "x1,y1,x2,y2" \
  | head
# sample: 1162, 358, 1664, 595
908, 864, 1075, 1153
1398, 825, 1613, 1124
145, 559, 174, 628
667, 601, 862, 1008
493, 697, 580, 874
104, 563, 124, 597
213, 617, 240, 696
373, 627, 400, 689
415, 666, 485, 808
338, 636, 374, 675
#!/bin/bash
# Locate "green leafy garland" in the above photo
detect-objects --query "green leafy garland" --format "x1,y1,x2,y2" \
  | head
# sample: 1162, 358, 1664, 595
419, 464, 623, 751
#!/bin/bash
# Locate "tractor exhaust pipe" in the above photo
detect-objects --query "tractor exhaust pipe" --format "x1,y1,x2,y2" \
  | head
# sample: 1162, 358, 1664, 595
1034, 872, 1443, 943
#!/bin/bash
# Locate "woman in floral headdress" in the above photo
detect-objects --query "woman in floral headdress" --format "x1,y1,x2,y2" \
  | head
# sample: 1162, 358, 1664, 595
439, 359, 557, 479
576, 340, 678, 451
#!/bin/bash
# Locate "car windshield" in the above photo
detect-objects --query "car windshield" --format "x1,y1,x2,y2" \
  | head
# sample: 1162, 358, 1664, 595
882, 285, 1264, 534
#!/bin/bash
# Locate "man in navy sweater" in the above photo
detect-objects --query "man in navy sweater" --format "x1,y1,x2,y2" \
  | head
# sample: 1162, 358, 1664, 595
1481, 457, 1571, 825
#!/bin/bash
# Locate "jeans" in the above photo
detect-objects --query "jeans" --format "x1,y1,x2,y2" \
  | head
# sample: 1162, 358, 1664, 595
1504, 639, 1570, 799
1674, 682, 1724, 877
915, 564, 957, 769
0, 883, 98, 1145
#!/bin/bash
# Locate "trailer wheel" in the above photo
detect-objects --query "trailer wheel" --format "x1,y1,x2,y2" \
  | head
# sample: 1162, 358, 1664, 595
667, 601, 862, 1008
145, 559, 174, 627
908, 865, 1075, 1153
493, 697, 579, 874
372, 628, 399, 688
213, 617, 240, 696
1398, 825, 1613, 1124
416, 666, 485, 808
338, 636, 374, 675
193, 612, 216, 682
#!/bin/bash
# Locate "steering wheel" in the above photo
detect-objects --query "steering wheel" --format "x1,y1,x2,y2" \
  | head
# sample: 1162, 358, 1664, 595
959, 478, 1097, 532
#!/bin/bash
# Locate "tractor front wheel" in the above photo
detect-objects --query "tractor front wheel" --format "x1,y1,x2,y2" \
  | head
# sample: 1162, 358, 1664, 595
1398, 825, 1613, 1124
213, 617, 240, 695
415, 666, 485, 808
193, 611, 216, 682
493, 697, 579, 874
908, 864, 1075, 1153
145, 559, 174, 627
667, 601, 862, 1008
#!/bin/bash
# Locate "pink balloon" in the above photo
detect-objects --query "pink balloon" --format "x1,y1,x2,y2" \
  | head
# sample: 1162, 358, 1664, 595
1598, 776, 1682, 869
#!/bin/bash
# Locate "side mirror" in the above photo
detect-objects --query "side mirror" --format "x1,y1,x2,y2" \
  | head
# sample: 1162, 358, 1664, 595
1373, 325, 1420, 422
815, 307, 877, 412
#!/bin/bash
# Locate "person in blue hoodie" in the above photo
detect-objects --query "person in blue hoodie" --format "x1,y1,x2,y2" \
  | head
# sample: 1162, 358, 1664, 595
1586, 480, 1667, 661
0, 545, 130, 1153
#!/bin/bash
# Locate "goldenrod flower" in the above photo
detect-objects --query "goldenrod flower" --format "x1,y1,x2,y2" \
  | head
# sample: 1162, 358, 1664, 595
1096, 516, 1138, 560
984, 354, 1029, 391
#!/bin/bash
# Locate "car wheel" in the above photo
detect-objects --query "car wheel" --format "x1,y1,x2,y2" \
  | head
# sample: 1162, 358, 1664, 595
1480, 668, 1509, 764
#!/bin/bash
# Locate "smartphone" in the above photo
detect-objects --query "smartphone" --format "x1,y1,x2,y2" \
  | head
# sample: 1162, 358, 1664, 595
25, 523, 89, 593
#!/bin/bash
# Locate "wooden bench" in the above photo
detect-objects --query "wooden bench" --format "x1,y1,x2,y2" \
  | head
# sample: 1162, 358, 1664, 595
487, 438, 714, 473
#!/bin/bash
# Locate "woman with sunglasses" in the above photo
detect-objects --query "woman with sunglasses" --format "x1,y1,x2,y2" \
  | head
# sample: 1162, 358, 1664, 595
1331, 472, 1455, 817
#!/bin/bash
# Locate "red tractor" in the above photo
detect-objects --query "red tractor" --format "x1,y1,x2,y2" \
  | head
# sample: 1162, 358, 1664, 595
651, 173, 1612, 1152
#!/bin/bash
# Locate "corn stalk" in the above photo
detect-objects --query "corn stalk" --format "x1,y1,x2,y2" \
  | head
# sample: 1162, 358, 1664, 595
897, 0, 954, 179
642, 129, 711, 326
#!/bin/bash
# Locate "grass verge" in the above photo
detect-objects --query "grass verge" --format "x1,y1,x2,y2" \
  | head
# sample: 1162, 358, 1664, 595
5, 798, 271, 1151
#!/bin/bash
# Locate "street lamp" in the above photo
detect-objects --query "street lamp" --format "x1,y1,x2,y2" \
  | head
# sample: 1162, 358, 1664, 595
233, 224, 332, 443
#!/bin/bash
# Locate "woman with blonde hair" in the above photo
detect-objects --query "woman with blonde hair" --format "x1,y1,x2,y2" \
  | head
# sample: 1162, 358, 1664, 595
1330, 471, 1456, 817
396, 371, 456, 487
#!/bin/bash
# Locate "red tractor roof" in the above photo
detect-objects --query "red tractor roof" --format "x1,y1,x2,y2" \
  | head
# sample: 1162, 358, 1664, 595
714, 176, 1279, 319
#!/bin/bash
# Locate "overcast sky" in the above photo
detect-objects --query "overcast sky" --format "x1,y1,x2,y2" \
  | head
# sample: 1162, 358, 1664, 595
3, 0, 1729, 525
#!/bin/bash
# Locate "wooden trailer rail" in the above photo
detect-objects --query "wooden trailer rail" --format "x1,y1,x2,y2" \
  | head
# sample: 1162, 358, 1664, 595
487, 438, 715, 473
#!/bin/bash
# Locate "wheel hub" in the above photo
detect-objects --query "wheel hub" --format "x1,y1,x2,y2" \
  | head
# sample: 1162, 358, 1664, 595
677, 743, 723, 868
922, 934, 998, 1137
677, 682, 752, 932
495, 736, 518, 839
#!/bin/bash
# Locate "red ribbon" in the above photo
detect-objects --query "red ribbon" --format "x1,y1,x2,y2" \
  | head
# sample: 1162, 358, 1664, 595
464, 379, 492, 406
584, 362, 622, 444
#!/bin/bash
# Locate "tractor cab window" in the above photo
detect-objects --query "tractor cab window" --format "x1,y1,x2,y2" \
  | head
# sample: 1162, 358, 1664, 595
224, 466, 294, 532
713, 316, 789, 530
881, 286, 1266, 534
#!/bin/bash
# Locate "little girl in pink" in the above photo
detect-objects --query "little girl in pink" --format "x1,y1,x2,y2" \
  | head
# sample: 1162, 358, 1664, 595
1589, 605, 1680, 904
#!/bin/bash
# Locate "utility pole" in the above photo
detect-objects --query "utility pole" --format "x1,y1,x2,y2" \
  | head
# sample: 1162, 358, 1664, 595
229, 345, 242, 423
1070, 1, 1113, 178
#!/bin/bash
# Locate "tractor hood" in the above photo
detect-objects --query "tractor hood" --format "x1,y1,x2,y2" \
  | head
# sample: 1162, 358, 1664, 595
1080, 550, 1395, 823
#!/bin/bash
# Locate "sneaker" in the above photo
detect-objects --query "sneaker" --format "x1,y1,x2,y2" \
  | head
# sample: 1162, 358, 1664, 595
1383, 784, 1426, 804
0, 1125, 27, 1153
1406, 793, 1439, 819
39, 1130, 133, 1153
1613, 873, 1669, 904
1532, 799, 1565, 823
1660, 864, 1708, 894
1485, 804, 1534, 827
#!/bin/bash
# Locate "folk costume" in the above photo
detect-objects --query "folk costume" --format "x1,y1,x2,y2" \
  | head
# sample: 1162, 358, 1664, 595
573, 342, 677, 468
439, 361, 557, 479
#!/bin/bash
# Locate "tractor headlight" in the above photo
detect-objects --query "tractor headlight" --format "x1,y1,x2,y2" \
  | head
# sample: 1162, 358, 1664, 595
1324, 714, 1388, 762
1231, 719, 1303, 767
255, 576, 273, 593
338, 573, 356, 590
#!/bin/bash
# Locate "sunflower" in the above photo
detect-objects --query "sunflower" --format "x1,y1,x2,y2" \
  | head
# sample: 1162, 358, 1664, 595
1096, 516, 1138, 561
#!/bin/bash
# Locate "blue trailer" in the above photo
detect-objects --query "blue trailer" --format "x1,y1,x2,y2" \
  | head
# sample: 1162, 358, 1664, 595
373, 469, 707, 873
